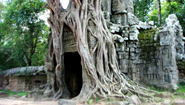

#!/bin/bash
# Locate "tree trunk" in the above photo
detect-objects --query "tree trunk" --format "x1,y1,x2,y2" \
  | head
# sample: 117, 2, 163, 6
44, 0, 152, 102
158, 0, 161, 25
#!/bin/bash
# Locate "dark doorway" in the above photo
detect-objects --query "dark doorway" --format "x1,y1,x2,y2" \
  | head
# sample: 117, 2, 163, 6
64, 52, 82, 98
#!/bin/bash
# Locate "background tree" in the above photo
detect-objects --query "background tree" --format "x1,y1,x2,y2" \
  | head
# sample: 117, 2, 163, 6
134, 0, 154, 21
148, 0, 185, 34
0, 2, 5, 19
0, 1, 6, 43
165, 0, 185, 35
0, 0, 49, 70
158, 0, 161, 25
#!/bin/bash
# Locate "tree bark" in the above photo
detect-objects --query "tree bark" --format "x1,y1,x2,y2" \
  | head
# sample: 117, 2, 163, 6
158, 0, 161, 25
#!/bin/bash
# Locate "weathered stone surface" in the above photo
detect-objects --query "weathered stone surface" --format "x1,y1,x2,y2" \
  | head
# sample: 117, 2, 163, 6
125, 0, 134, 13
101, 0, 111, 21
115, 13, 182, 88
173, 101, 185, 105
148, 21, 154, 26
128, 95, 141, 105
112, 0, 124, 13
2, 66, 45, 77
110, 25, 120, 33
0, 92, 9, 98
107, 101, 126, 105
0, 66, 46, 92
63, 26, 77, 52
127, 13, 139, 25
154, 93, 172, 98
135, 14, 183, 89
58, 99, 76, 105
138, 21, 155, 29
129, 33, 138, 41
27, 90, 45, 101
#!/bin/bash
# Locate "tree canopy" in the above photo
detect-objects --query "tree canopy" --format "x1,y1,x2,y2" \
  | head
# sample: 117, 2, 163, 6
134, 0, 184, 35
148, 0, 185, 35
0, 0, 49, 70
134, 0, 154, 21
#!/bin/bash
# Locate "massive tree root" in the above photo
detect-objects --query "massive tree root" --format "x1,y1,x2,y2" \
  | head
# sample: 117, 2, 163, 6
44, 0, 154, 102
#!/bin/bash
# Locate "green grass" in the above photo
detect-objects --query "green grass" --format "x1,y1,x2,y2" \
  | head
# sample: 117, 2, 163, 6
150, 84, 185, 93
173, 85, 185, 98
150, 86, 166, 92
0, 90, 27, 97
177, 85, 185, 93
17, 92, 27, 97
87, 97, 93, 104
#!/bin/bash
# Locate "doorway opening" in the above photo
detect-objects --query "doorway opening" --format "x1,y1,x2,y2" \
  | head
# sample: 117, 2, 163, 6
64, 52, 82, 98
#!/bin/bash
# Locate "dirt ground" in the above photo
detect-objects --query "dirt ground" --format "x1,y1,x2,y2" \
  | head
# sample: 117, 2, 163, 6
1, 97, 185, 105
0, 93, 185, 105
0, 98, 58, 105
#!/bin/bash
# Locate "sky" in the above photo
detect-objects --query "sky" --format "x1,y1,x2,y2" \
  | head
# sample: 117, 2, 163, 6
39, 0, 69, 26
60, 0, 69, 9
1, 0, 69, 26
1, 0, 69, 8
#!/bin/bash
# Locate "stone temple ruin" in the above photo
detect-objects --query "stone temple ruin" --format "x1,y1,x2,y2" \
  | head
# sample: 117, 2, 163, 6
101, 0, 185, 89
0, 0, 183, 95
50, 0, 185, 94
0, 0, 184, 100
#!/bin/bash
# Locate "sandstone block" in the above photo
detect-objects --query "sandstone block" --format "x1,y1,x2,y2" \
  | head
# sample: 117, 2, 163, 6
128, 95, 141, 105
58, 99, 76, 105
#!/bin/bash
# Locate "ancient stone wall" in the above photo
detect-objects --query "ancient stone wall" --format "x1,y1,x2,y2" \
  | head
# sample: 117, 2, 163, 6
0, 66, 47, 92
63, 25, 77, 52
51, 0, 184, 90
101, 0, 184, 89
3, 75, 46, 92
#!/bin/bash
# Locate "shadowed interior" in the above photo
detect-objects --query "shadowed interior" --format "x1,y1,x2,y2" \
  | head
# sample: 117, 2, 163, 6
64, 52, 82, 98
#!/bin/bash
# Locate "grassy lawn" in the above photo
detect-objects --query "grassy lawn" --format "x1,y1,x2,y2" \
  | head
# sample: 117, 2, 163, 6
0, 90, 27, 97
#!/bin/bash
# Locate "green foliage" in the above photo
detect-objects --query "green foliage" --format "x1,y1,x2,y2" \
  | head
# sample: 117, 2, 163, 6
86, 96, 101, 104
178, 81, 185, 92
17, 92, 27, 97
150, 86, 167, 92
173, 83, 185, 98
95, 97, 100, 102
0, 48, 19, 71
178, 85, 185, 93
150, 83, 185, 93
134, 0, 154, 21
165, 0, 185, 36
0, 2, 5, 19
179, 81, 185, 86
0, 0, 49, 70
177, 60, 185, 70
87, 97, 93, 104
149, 0, 185, 35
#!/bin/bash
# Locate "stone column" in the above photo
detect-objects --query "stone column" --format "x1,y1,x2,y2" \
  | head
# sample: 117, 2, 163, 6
101, 0, 111, 21
125, 0, 134, 14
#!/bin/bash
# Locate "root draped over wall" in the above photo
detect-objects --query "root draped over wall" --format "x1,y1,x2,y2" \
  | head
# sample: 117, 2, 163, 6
44, 0, 153, 102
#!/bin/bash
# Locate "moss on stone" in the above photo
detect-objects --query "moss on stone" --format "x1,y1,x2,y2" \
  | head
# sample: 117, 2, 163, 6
138, 28, 158, 40
138, 28, 159, 62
